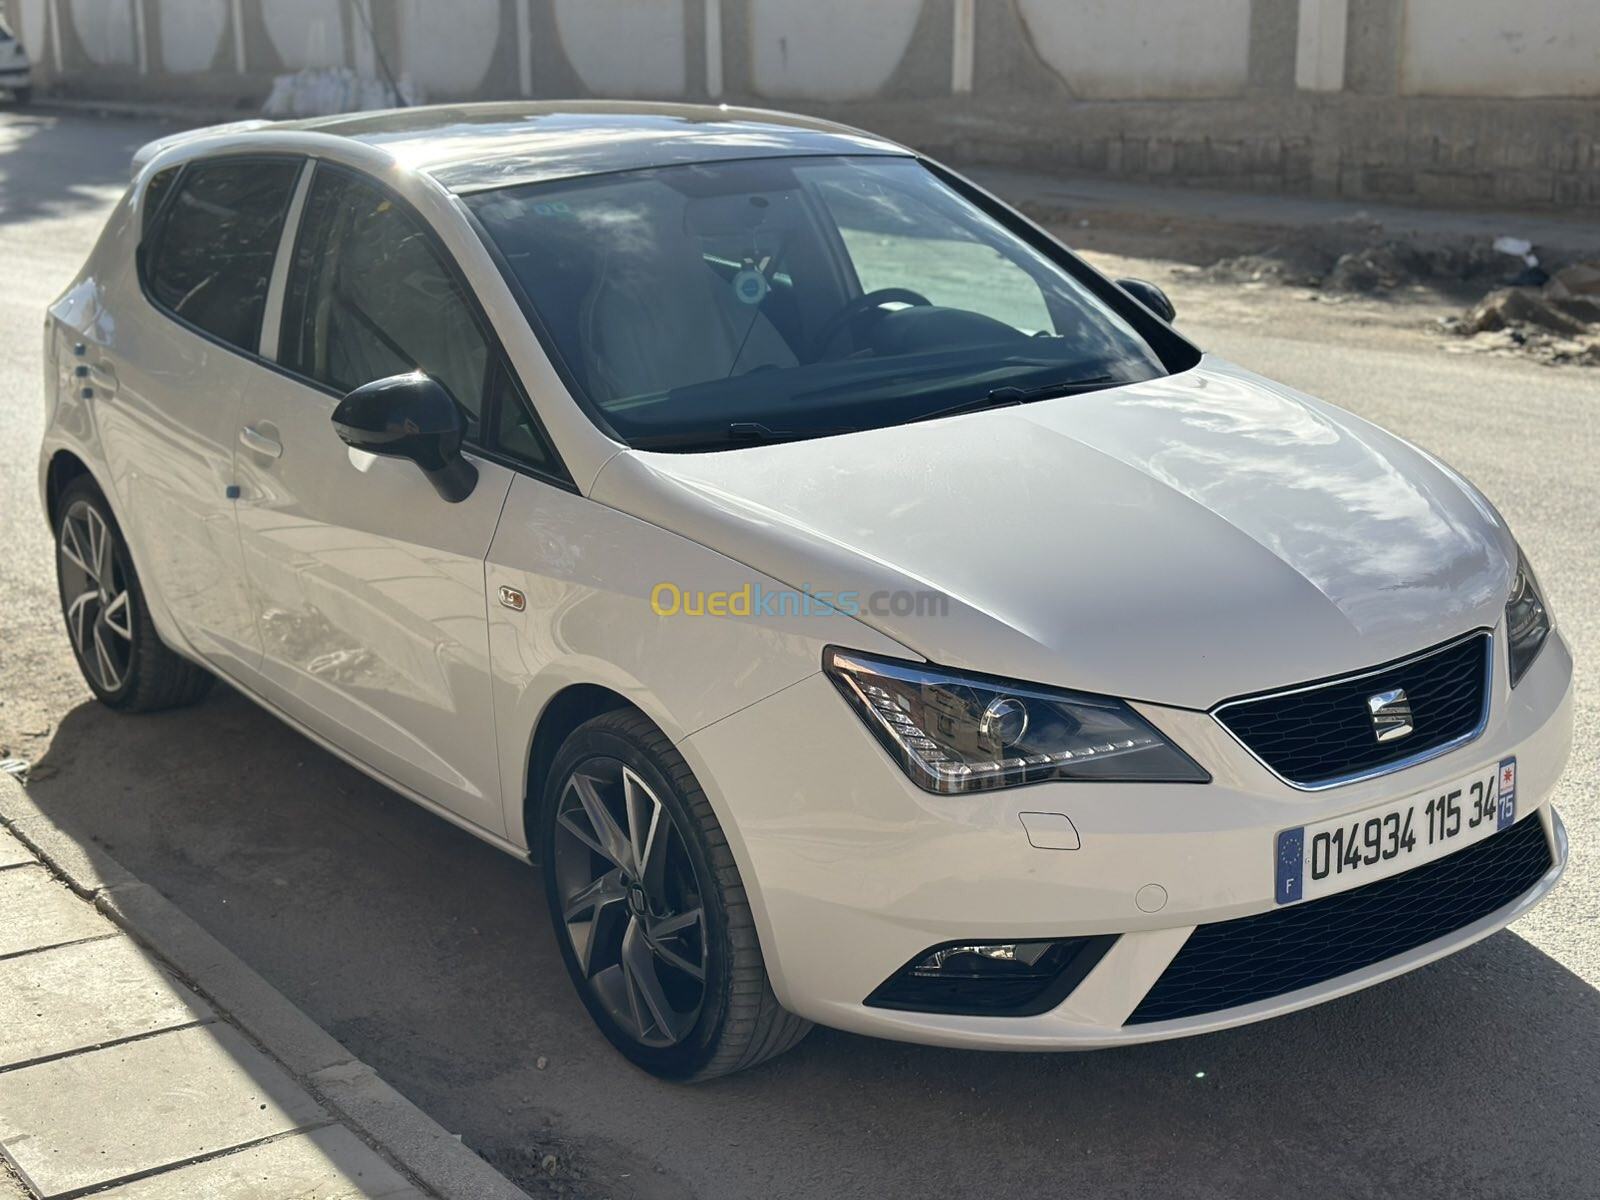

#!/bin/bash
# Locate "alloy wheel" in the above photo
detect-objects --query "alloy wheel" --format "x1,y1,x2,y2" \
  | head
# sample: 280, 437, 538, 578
551, 760, 708, 1048
57, 499, 133, 694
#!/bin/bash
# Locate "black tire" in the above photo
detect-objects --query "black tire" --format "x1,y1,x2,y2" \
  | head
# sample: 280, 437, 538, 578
54, 477, 214, 713
12, 86, 30, 106
540, 709, 810, 1081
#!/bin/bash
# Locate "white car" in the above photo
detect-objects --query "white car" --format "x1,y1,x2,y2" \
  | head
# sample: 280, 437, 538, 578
0, 15, 31, 105
40, 102, 1571, 1080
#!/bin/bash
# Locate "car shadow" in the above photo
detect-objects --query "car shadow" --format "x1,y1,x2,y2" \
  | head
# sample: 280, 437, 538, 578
23, 687, 1600, 1200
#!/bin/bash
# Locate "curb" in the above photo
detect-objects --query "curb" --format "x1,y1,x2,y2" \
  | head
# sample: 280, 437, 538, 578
0, 772, 531, 1200
28, 95, 248, 127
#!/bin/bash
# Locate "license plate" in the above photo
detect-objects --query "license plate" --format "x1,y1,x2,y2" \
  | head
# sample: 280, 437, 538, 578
1275, 758, 1517, 905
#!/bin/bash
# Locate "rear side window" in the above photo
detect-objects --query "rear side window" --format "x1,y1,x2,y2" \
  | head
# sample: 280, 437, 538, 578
143, 158, 300, 352
279, 166, 490, 438
140, 167, 179, 237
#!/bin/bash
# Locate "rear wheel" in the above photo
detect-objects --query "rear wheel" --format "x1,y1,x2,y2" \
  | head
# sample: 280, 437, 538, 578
540, 709, 810, 1080
11, 86, 30, 106
54, 479, 213, 712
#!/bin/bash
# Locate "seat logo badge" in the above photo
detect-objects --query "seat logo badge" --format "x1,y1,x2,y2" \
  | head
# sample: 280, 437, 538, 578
1367, 688, 1414, 742
498, 586, 526, 612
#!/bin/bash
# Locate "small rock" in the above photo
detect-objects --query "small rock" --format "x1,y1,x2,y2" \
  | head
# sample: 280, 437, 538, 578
1545, 261, 1600, 300
1464, 288, 1589, 337
541, 1153, 559, 1174
536, 1056, 549, 1070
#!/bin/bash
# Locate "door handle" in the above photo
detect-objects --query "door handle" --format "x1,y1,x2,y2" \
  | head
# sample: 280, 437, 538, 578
239, 425, 283, 459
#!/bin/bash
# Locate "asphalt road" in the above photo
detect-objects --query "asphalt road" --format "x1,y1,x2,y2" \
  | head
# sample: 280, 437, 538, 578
2, 110, 1596, 1200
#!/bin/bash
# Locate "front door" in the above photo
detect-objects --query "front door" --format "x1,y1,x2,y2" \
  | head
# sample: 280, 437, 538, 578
233, 163, 513, 834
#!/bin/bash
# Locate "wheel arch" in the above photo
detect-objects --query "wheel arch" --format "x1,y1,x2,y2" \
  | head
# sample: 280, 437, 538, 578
521, 683, 638, 861
43, 449, 95, 529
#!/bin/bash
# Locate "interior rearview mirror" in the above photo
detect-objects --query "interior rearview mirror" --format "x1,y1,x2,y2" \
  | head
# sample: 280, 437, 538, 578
1116, 278, 1177, 324
330, 372, 478, 503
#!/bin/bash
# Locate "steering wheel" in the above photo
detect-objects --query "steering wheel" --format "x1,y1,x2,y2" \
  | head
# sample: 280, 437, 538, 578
810, 287, 932, 360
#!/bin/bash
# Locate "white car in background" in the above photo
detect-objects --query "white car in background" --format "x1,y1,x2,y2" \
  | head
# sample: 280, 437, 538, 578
38, 102, 1572, 1080
0, 15, 31, 105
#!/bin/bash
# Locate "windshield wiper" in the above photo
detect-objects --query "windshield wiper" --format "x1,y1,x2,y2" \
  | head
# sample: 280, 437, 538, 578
726, 421, 858, 443
909, 375, 1118, 425
630, 421, 857, 451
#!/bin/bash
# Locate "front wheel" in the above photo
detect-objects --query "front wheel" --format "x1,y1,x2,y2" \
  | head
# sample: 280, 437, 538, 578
54, 478, 214, 712
11, 86, 30, 106
540, 710, 810, 1080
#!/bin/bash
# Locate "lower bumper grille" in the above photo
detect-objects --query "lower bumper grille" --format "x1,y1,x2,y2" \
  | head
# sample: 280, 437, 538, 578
1127, 814, 1553, 1025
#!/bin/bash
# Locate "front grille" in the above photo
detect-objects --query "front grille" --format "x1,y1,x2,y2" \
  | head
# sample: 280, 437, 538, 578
1126, 814, 1552, 1025
1215, 632, 1490, 787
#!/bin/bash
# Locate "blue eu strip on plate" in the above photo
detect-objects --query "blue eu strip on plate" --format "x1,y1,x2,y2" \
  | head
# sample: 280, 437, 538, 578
1275, 827, 1305, 904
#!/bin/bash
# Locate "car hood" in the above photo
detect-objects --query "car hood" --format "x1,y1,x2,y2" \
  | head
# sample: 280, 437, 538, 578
589, 357, 1515, 709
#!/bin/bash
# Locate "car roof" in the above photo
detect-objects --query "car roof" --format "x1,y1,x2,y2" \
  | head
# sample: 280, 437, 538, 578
270, 100, 912, 193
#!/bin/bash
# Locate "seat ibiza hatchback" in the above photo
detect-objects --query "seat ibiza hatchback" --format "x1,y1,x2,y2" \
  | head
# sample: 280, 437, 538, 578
40, 102, 1571, 1080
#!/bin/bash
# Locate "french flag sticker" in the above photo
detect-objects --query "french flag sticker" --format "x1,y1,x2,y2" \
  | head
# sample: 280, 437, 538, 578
1497, 757, 1517, 831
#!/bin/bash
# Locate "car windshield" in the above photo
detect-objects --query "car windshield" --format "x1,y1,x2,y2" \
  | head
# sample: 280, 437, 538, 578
468, 155, 1172, 451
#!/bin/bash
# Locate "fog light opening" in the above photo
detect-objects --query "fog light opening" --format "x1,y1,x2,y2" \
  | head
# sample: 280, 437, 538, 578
865, 935, 1119, 1017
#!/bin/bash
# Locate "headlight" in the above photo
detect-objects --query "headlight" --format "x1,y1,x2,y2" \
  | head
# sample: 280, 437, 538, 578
824, 649, 1209, 793
1506, 547, 1552, 688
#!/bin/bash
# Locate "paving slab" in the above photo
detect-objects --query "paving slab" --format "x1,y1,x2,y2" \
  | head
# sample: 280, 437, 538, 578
0, 1023, 329, 1198
0, 866, 114, 958
92, 1127, 425, 1199
0, 830, 33, 870
0, 936, 212, 1067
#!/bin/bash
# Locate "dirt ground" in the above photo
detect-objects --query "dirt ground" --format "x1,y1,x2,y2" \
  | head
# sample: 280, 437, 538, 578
1042, 214, 1600, 369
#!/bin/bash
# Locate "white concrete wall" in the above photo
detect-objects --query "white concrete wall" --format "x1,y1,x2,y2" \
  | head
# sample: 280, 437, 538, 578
158, 0, 226, 74
554, 0, 686, 98
260, 0, 344, 70
397, 0, 498, 95
68, 0, 137, 66
1295, 0, 1347, 92
1400, 0, 1600, 98
1016, 0, 1253, 99
747, 0, 921, 101
13, 0, 1600, 104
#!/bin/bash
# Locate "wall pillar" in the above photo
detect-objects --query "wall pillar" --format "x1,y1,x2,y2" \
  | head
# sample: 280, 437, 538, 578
1247, 0, 1299, 92
1343, 0, 1402, 94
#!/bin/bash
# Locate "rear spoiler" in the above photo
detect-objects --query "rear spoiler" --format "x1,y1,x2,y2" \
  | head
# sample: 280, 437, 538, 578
130, 119, 276, 176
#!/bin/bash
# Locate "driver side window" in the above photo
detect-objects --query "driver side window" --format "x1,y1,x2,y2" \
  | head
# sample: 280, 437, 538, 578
813, 177, 1052, 335
280, 166, 489, 438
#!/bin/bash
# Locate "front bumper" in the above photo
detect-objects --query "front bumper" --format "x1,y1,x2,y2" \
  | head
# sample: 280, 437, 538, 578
0, 66, 31, 89
679, 626, 1573, 1049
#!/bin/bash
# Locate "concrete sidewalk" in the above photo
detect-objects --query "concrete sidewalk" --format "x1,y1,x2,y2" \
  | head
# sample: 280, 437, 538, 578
0, 775, 530, 1200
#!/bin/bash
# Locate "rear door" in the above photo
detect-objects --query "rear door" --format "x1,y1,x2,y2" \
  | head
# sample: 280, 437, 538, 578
94, 155, 304, 679
232, 163, 520, 834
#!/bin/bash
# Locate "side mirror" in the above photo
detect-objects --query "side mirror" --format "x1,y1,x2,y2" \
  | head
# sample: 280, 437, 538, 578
331, 372, 478, 503
1116, 278, 1176, 324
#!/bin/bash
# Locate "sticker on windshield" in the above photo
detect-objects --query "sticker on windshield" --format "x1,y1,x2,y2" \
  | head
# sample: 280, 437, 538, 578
732, 267, 769, 306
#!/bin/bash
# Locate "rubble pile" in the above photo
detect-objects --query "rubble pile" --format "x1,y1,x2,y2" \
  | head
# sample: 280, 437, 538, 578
1444, 262, 1600, 366
1190, 228, 1599, 366
1193, 238, 1516, 296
